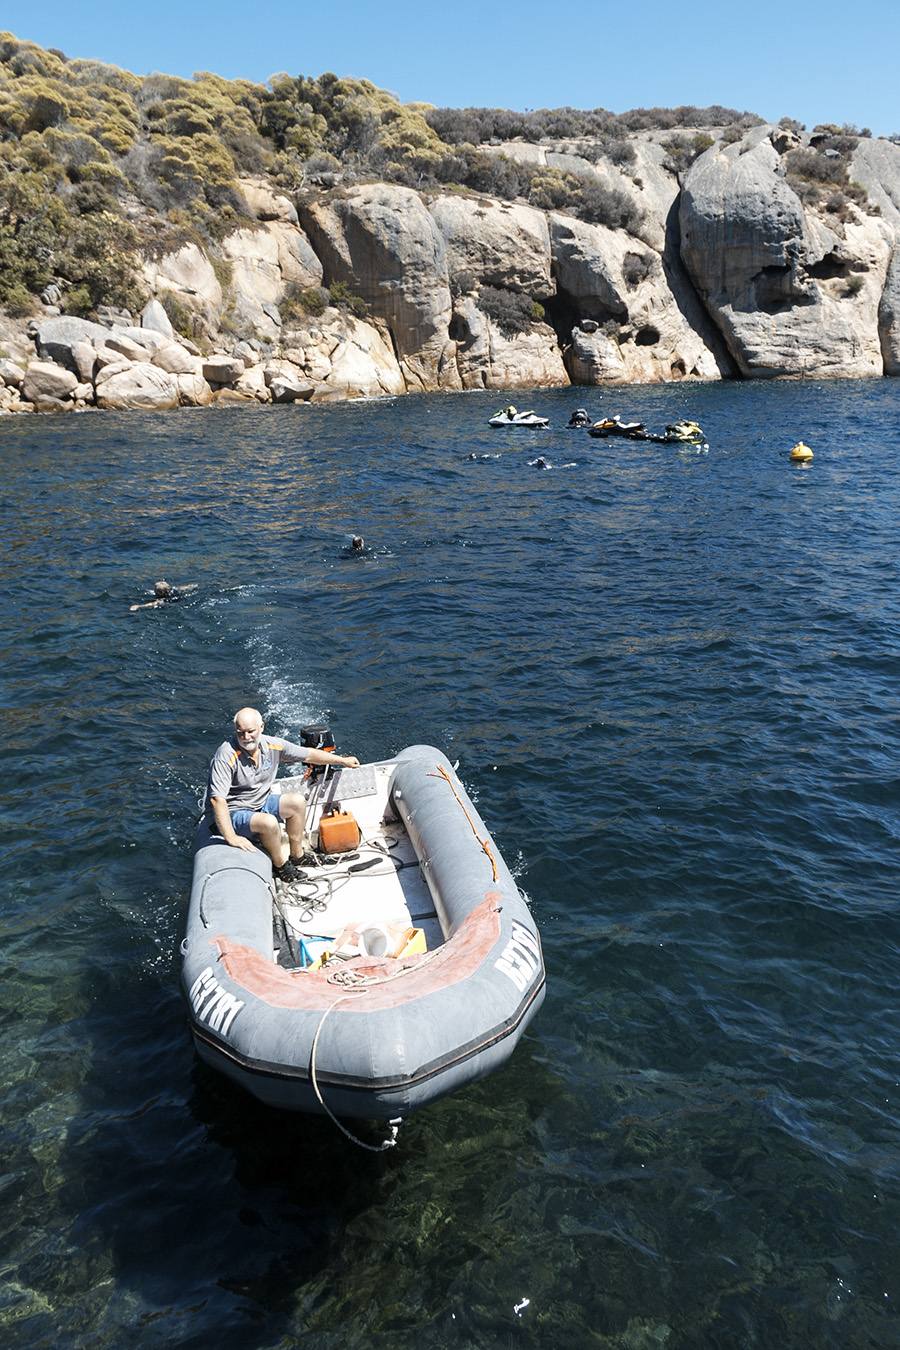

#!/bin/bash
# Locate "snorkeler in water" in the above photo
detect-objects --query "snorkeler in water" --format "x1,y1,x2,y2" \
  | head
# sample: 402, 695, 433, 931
130, 580, 197, 611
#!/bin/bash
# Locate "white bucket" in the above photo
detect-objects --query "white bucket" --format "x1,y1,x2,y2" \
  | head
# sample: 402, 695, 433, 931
358, 925, 392, 957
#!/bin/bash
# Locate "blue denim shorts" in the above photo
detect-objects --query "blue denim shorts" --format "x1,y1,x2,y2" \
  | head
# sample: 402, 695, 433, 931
229, 792, 282, 839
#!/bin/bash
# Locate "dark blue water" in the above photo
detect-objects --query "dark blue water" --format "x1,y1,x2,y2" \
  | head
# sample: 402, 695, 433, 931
2, 379, 899, 1348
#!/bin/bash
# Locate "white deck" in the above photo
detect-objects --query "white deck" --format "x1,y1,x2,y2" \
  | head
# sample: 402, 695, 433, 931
273, 762, 443, 967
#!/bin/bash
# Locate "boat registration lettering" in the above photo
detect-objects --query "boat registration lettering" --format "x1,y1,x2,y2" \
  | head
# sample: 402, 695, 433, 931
189, 965, 245, 1036
495, 923, 541, 993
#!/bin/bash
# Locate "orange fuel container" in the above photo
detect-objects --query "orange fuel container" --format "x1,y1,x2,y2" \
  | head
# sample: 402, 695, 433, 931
317, 809, 361, 854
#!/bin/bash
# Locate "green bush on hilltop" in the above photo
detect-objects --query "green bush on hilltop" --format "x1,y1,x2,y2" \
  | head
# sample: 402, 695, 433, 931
662, 132, 714, 177
783, 127, 877, 220
424, 103, 762, 145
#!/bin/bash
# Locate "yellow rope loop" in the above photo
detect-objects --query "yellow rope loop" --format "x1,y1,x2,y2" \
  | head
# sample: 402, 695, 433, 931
428, 764, 499, 881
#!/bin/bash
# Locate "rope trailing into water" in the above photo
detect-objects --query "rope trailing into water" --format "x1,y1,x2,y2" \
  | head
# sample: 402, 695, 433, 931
309, 995, 400, 1151
309, 951, 441, 1151
427, 764, 499, 880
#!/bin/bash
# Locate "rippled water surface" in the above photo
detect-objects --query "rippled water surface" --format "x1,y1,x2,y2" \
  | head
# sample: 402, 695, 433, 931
2, 380, 899, 1347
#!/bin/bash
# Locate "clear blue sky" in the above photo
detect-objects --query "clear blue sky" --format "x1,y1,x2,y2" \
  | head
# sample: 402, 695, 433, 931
10, 1, 900, 138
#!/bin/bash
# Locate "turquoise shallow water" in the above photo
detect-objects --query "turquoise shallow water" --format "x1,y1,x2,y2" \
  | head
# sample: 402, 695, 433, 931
1, 379, 899, 1347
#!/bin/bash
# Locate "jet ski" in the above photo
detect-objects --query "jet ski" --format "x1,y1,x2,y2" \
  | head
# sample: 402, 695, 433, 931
662, 419, 706, 443
566, 408, 592, 428
642, 420, 708, 445
588, 415, 647, 439
590, 415, 708, 446
489, 405, 549, 428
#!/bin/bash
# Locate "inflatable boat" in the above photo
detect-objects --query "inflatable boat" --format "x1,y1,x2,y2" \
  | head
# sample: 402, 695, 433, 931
181, 745, 545, 1123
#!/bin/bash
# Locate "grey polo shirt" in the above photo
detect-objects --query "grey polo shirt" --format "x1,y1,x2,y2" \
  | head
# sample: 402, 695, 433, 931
205, 734, 310, 815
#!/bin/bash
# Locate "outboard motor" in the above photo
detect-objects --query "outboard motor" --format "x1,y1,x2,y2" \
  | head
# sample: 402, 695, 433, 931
301, 724, 335, 751
301, 724, 335, 781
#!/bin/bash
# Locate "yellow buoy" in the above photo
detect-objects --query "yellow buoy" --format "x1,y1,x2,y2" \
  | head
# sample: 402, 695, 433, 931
789, 441, 813, 462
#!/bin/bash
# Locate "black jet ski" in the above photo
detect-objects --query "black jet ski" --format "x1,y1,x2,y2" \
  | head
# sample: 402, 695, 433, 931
588, 415, 647, 439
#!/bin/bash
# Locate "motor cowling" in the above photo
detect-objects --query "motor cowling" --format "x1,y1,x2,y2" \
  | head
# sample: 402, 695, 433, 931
300, 724, 335, 752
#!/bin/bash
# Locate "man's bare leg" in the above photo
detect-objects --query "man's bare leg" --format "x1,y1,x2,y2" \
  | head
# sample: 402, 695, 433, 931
248, 811, 289, 867
278, 792, 309, 860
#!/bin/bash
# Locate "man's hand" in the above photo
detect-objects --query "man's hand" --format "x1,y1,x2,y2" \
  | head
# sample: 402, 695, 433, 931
305, 749, 361, 769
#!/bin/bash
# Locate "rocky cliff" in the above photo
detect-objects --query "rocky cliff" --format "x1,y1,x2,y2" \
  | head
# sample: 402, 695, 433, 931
4, 125, 900, 413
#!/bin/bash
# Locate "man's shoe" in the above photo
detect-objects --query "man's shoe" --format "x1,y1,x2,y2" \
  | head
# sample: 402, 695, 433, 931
289, 851, 318, 868
274, 859, 306, 884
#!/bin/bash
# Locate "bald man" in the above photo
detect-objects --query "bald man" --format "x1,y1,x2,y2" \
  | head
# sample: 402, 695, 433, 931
205, 707, 359, 883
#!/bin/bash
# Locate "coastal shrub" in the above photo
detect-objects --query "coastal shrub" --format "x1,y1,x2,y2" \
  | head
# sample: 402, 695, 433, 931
304, 152, 341, 177
153, 132, 236, 191
825, 191, 851, 219
0, 194, 67, 302
303, 286, 329, 315
67, 179, 119, 214
300, 286, 328, 316
786, 175, 822, 207
607, 137, 636, 165
424, 106, 531, 145
328, 279, 367, 317
576, 180, 643, 234
616, 105, 761, 133
72, 158, 126, 188
450, 269, 476, 297
3, 30, 886, 326
61, 283, 92, 314
478, 285, 538, 333
450, 148, 528, 201
662, 132, 714, 176
526, 168, 578, 211
159, 287, 194, 337
784, 148, 846, 187
55, 210, 143, 310
783, 138, 873, 216
217, 295, 241, 336
0, 278, 34, 314
424, 102, 761, 147
210, 257, 234, 291
810, 131, 858, 157
278, 281, 299, 321
623, 252, 654, 288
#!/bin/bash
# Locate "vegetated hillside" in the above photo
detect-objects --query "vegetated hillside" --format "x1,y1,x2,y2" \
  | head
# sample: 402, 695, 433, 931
4, 28, 900, 410
0, 29, 774, 318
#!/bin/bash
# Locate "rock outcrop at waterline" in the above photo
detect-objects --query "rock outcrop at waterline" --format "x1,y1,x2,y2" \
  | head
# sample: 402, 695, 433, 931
679, 128, 896, 378
2, 130, 900, 413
